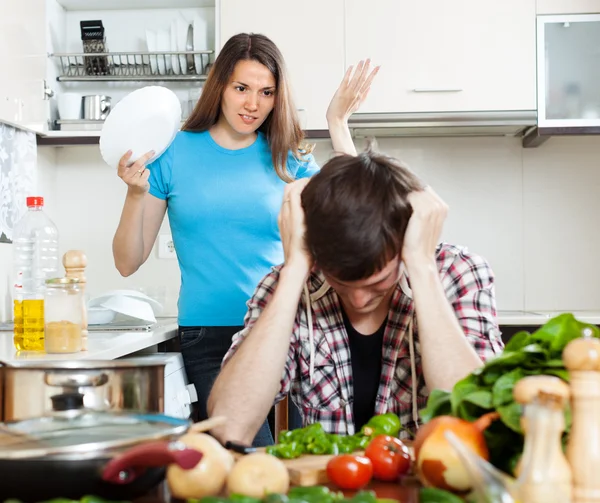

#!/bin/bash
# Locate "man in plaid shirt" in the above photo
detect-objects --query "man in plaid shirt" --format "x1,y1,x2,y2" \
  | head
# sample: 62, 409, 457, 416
208, 148, 504, 444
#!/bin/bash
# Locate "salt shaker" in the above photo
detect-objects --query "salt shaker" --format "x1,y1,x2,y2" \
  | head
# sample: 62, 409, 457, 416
63, 250, 88, 351
563, 331, 600, 503
512, 375, 572, 503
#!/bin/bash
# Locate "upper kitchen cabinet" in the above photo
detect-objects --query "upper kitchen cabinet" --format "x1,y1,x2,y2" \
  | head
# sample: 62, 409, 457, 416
0, 0, 48, 132
344, 0, 537, 114
4, 0, 217, 136
537, 14, 600, 127
537, 0, 600, 14
219, 0, 345, 130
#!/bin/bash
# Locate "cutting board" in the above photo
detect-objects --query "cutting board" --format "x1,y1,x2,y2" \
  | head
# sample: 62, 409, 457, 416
282, 453, 338, 486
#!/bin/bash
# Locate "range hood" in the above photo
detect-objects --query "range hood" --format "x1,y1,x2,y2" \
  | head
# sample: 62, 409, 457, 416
348, 110, 538, 138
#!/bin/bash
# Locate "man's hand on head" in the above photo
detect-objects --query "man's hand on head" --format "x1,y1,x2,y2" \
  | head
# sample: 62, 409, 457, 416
401, 187, 449, 270
278, 178, 314, 278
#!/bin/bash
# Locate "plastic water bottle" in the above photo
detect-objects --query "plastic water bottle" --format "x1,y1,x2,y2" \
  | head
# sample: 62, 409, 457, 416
13, 196, 59, 351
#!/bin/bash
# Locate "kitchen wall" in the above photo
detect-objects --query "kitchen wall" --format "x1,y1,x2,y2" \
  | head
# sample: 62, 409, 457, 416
30, 135, 600, 316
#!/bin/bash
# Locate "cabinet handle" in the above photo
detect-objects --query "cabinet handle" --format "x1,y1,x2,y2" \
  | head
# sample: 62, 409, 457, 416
412, 88, 463, 93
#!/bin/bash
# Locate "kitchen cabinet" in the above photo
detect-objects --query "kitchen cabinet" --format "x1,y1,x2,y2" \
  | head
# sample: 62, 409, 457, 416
536, 14, 600, 127
537, 0, 600, 14
218, 0, 345, 131
2, 0, 217, 136
0, 0, 48, 132
344, 0, 537, 114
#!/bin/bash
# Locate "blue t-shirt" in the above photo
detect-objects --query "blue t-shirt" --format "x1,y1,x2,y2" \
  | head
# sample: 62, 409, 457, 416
148, 130, 319, 326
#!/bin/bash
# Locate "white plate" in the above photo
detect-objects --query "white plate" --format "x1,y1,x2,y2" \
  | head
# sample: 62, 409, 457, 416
99, 86, 181, 169
145, 29, 158, 75
170, 20, 180, 75
88, 289, 163, 314
99, 296, 157, 324
176, 14, 189, 75
193, 16, 208, 75
88, 307, 117, 325
156, 28, 171, 75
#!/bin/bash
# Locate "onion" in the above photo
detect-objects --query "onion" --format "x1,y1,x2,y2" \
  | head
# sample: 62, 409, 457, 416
413, 412, 499, 493
226, 452, 290, 497
167, 432, 235, 499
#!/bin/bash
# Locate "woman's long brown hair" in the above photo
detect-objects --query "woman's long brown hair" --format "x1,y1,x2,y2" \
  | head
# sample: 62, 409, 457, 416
183, 33, 312, 182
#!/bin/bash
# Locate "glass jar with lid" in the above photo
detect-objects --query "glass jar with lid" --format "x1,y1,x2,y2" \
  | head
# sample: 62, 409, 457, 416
44, 277, 83, 354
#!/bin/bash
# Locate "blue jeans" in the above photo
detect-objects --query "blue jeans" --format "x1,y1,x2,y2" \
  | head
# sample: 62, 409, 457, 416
178, 325, 274, 447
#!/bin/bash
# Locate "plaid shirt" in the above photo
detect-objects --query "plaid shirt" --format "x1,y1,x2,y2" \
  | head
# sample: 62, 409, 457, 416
224, 243, 504, 438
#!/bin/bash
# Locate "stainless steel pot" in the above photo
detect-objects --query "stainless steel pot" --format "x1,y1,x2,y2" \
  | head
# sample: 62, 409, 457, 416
82, 94, 111, 120
0, 357, 168, 422
0, 410, 198, 502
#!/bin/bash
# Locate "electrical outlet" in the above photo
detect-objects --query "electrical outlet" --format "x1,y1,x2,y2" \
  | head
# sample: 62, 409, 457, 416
158, 234, 177, 259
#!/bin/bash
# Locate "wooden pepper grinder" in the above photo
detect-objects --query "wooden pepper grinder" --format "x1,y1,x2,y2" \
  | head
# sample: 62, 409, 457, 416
563, 330, 600, 503
63, 250, 88, 351
512, 375, 572, 503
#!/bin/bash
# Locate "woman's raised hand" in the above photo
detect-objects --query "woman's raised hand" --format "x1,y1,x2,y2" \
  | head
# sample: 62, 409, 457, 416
117, 150, 155, 196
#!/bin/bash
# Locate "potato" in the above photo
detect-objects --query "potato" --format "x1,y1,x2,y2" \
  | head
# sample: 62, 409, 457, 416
167, 432, 235, 499
227, 452, 289, 498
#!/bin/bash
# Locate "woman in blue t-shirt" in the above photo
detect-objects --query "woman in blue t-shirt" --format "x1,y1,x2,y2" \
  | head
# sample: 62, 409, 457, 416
112, 33, 378, 445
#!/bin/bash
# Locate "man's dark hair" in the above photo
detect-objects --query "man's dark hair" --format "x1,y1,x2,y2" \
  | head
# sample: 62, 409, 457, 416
301, 149, 424, 282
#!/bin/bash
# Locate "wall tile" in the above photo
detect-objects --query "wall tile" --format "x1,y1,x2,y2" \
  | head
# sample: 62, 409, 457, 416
523, 136, 600, 310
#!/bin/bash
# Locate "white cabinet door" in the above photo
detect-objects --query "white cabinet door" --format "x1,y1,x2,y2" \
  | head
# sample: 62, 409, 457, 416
0, 0, 47, 131
537, 0, 600, 14
219, 0, 345, 130
345, 0, 537, 114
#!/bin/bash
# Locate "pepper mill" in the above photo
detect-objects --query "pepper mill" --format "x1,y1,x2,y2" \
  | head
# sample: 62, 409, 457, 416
563, 331, 600, 503
512, 375, 572, 503
63, 250, 88, 351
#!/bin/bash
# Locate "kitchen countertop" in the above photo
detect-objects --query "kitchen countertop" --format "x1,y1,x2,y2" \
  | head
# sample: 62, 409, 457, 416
497, 310, 600, 326
0, 311, 596, 362
0, 318, 178, 362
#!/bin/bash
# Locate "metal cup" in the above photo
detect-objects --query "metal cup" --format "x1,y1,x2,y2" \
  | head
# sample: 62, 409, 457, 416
82, 95, 111, 120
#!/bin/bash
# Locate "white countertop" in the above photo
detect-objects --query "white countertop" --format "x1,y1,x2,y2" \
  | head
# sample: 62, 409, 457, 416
498, 311, 600, 326
0, 318, 178, 362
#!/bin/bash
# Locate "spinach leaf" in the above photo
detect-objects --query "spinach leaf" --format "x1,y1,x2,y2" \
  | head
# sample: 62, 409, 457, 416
450, 374, 480, 416
421, 388, 451, 423
462, 389, 493, 410
497, 401, 523, 433
503, 331, 531, 352
481, 350, 526, 374
492, 368, 527, 408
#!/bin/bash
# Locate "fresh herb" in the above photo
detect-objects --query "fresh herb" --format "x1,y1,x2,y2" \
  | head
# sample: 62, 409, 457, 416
421, 313, 599, 473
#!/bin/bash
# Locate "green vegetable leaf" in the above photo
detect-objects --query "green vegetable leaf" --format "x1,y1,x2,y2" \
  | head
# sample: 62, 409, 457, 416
481, 350, 526, 374
503, 330, 531, 352
497, 401, 523, 433
450, 373, 480, 415
419, 488, 464, 503
492, 368, 527, 408
421, 388, 451, 423
462, 389, 493, 409
543, 368, 570, 381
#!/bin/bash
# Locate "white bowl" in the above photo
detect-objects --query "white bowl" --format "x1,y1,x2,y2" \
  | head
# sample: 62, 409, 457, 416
88, 307, 117, 325
99, 86, 181, 169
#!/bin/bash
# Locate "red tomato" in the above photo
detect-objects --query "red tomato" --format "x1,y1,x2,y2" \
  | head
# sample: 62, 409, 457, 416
326, 454, 373, 490
364, 435, 412, 482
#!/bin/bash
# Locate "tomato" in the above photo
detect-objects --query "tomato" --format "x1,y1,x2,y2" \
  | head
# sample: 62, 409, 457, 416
326, 454, 373, 490
364, 434, 412, 482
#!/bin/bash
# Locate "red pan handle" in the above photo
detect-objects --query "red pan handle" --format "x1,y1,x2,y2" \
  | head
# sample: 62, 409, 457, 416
101, 440, 203, 485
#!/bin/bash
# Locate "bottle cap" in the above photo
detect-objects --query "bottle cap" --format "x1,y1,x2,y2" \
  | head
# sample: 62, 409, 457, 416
26, 197, 44, 207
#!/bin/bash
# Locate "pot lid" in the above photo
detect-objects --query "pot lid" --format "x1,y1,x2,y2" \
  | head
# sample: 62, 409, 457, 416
0, 356, 171, 370
0, 410, 189, 460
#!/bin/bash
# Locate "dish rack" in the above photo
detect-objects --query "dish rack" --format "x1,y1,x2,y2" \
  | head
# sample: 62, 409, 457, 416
50, 51, 213, 81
